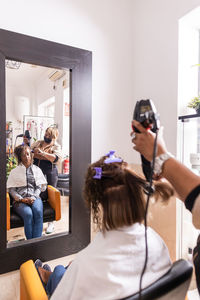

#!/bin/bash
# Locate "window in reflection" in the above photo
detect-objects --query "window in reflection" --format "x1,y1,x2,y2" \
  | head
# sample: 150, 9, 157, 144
39, 96, 55, 118
6, 60, 70, 244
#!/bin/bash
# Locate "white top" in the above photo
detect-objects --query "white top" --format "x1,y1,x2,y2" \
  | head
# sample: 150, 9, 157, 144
51, 223, 171, 300
7, 164, 47, 191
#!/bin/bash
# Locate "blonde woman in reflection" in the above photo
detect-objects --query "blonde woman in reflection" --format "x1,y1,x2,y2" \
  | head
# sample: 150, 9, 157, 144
31, 127, 62, 234
7, 145, 47, 240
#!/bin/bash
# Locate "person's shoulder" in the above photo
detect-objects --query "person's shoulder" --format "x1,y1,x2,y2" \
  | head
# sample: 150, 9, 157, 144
147, 226, 171, 262
32, 164, 41, 169
76, 232, 104, 259
147, 226, 160, 237
52, 142, 62, 158
147, 226, 167, 246
32, 165, 46, 179
31, 140, 42, 148
53, 141, 61, 149
32, 164, 42, 172
10, 164, 23, 172
8, 165, 18, 176
7, 164, 24, 181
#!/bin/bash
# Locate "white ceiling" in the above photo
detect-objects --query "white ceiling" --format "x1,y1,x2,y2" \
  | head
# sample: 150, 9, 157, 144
6, 61, 54, 84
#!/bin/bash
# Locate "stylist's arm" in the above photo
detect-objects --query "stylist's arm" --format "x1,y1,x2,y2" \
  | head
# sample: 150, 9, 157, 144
131, 120, 200, 202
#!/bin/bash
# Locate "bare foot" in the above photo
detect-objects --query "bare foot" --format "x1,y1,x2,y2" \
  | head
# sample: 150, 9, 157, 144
38, 267, 52, 284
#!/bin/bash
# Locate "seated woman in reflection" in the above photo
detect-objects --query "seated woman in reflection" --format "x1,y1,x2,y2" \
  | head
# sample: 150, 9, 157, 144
36, 151, 174, 299
7, 145, 47, 240
31, 126, 62, 234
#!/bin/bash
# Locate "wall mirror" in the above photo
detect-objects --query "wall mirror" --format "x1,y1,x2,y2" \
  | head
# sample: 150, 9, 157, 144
0, 28, 91, 274
6, 60, 70, 244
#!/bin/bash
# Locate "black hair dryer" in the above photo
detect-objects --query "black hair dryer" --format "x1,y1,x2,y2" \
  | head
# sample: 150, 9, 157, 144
133, 99, 160, 182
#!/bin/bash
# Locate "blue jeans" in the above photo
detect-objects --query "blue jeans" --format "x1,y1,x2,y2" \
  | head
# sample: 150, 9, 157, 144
46, 265, 67, 297
13, 198, 43, 239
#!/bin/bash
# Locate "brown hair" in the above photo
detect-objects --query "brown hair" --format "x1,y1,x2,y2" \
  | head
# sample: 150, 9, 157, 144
45, 127, 59, 140
84, 155, 174, 231
14, 144, 33, 165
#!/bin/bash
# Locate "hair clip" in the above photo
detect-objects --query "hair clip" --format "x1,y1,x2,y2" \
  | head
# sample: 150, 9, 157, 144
93, 167, 102, 179
104, 150, 123, 164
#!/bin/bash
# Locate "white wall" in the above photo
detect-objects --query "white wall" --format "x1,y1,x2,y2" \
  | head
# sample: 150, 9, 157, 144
132, 0, 200, 159
0, 0, 134, 163
35, 71, 70, 155
177, 7, 200, 164
6, 72, 34, 144
178, 8, 200, 116
2, 0, 200, 161
35, 70, 55, 109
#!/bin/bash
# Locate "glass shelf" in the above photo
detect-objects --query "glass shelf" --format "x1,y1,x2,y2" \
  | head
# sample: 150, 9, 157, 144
179, 113, 200, 121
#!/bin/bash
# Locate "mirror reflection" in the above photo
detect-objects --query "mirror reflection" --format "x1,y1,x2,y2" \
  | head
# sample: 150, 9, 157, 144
6, 60, 70, 244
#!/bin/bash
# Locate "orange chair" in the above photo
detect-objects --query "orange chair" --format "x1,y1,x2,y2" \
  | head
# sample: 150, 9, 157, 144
20, 260, 48, 300
7, 185, 61, 231
20, 259, 192, 300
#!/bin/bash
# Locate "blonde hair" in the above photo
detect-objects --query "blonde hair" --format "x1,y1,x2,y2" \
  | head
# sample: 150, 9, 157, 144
84, 156, 174, 231
45, 127, 59, 140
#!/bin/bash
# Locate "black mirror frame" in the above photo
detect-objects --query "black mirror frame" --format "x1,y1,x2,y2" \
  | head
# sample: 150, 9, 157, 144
0, 28, 91, 274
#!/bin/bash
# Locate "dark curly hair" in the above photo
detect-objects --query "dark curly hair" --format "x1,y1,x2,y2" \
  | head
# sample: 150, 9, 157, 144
83, 155, 174, 231
14, 144, 33, 165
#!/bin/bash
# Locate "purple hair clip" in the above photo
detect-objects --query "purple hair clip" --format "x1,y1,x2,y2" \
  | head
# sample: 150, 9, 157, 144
104, 150, 123, 164
93, 167, 102, 179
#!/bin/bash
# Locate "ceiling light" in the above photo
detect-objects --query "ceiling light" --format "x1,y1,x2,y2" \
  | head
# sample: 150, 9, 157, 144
5, 60, 21, 69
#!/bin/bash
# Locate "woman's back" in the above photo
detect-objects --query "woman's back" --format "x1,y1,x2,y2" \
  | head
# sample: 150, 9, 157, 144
51, 223, 171, 300
38, 151, 173, 299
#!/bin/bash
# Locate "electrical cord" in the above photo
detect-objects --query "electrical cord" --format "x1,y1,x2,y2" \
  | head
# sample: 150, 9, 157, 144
138, 128, 159, 300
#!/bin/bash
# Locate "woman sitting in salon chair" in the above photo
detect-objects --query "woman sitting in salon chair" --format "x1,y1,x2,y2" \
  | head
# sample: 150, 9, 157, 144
34, 151, 174, 299
7, 144, 47, 240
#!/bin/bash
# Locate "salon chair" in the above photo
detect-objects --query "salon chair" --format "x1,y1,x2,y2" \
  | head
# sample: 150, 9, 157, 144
121, 259, 192, 300
57, 173, 69, 196
20, 259, 192, 300
7, 185, 61, 231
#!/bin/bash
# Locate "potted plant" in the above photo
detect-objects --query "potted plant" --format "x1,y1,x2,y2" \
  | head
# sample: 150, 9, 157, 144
6, 156, 17, 179
187, 95, 200, 114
